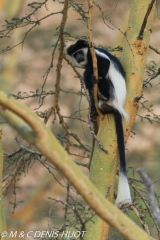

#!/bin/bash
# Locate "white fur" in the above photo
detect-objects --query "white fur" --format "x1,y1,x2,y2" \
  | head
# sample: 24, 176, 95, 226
95, 49, 110, 61
95, 50, 131, 207
115, 171, 132, 208
72, 47, 88, 67
95, 49, 128, 121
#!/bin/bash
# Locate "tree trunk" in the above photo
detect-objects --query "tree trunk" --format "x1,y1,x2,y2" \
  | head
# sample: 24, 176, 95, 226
84, 0, 155, 239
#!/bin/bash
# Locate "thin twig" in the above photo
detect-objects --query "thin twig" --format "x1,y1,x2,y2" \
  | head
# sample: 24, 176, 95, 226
149, 45, 160, 55
130, 180, 160, 237
130, 204, 151, 235
137, 0, 156, 40
64, 55, 89, 102
44, 0, 69, 124
87, 0, 102, 119
144, 68, 160, 86
39, 36, 60, 105
88, 115, 108, 154
3, 157, 24, 196
137, 168, 160, 227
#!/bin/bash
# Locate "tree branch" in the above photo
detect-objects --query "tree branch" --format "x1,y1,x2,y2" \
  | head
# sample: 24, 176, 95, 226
87, 0, 103, 119
137, 168, 160, 227
149, 45, 160, 55
0, 91, 155, 240
44, 0, 69, 124
137, 0, 156, 40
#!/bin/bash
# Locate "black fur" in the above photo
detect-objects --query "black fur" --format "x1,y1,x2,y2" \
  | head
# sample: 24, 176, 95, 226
114, 111, 127, 175
67, 40, 127, 177
67, 40, 88, 56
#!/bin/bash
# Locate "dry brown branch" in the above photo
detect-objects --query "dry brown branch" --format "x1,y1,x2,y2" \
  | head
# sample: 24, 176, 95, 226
137, 0, 156, 39
1, 11, 62, 54
40, 37, 60, 104
149, 45, 160, 54
88, 115, 108, 154
44, 0, 69, 124
87, 0, 103, 120
129, 180, 160, 237
3, 157, 24, 196
56, 105, 91, 153
144, 68, 160, 86
130, 204, 151, 235
64, 55, 89, 101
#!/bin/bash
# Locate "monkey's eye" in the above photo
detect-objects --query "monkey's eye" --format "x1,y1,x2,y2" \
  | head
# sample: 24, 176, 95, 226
73, 50, 84, 63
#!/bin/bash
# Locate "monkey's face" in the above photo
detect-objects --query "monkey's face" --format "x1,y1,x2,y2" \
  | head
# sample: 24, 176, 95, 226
67, 40, 89, 68
72, 48, 88, 67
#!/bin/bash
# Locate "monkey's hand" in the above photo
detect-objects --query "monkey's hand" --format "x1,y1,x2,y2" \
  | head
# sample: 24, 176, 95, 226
90, 110, 98, 122
91, 75, 99, 84
90, 99, 98, 122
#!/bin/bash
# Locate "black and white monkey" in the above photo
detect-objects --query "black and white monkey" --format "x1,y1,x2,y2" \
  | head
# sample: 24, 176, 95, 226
67, 39, 131, 207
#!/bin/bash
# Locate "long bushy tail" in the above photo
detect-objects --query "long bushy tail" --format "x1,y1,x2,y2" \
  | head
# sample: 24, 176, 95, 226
114, 111, 132, 207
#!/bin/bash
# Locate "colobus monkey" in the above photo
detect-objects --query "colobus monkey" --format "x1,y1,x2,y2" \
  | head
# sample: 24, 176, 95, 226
67, 39, 131, 207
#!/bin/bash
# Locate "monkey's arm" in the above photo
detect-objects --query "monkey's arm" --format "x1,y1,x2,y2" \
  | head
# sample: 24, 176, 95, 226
88, 78, 98, 122
83, 70, 98, 121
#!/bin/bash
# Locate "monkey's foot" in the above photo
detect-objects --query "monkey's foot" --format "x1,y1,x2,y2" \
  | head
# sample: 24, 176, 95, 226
90, 111, 98, 122
98, 100, 113, 113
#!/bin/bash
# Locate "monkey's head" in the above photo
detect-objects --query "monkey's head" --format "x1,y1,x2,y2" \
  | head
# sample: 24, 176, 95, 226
67, 40, 89, 67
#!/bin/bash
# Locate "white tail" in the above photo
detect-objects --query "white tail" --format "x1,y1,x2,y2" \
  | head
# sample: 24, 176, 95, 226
115, 170, 132, 208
